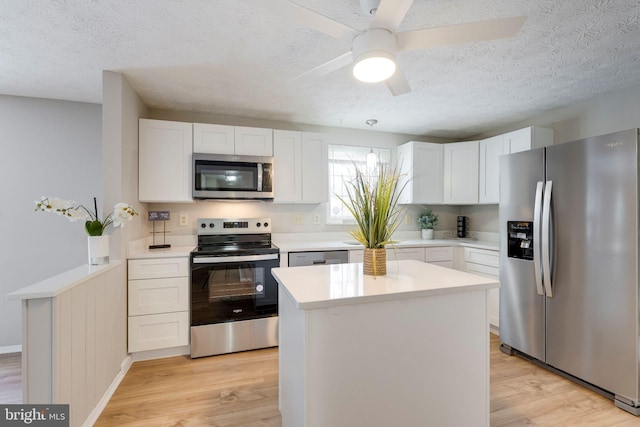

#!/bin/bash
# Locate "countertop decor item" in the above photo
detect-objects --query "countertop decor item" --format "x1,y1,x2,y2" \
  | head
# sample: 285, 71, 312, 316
337, 163, 405, 276
418, 208, 439, 240
148, 210, 171, 249
34, 196, 138, 264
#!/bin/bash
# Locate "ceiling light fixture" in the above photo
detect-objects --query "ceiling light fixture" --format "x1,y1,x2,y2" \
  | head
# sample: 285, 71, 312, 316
352, 29, 397, 83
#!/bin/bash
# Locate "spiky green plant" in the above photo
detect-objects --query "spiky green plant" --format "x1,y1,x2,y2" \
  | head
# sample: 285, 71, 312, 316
337, 163, 406, 249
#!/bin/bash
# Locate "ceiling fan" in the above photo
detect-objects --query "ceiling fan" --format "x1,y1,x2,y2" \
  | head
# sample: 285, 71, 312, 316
240, 0, 526, 96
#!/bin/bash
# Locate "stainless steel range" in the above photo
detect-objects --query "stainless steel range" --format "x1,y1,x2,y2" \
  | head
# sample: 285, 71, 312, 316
190, 217, 279, 358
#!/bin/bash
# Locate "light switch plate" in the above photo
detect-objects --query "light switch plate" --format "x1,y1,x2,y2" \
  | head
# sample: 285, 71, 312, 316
293, 214, 304, 225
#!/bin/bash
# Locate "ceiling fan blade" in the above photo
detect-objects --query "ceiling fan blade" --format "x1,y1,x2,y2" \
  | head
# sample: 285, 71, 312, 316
385, 67, 411, 96
370, 0, 414, 31
290, 52, 353, 82
397, 16, 527, 51
241, 0, 358, 43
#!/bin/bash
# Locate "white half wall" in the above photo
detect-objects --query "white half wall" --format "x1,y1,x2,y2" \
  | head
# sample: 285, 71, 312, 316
0, 95, 102, 347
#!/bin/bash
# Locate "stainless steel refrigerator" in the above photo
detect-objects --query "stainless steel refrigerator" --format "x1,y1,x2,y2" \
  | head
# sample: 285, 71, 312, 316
499, 128, 640, 415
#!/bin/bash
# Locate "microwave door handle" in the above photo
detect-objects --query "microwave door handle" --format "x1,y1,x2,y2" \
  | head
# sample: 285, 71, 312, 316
257, 163, 263, 191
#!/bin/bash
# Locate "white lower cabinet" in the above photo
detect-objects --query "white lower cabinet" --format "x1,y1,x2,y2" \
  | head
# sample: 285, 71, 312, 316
425, 246, 453, 268
464, 247, 500, 328
128, 257, 190, 353
349, 250, 364, 263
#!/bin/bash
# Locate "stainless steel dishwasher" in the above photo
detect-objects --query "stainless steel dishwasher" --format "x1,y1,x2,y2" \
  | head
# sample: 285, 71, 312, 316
288, 250, 349, 267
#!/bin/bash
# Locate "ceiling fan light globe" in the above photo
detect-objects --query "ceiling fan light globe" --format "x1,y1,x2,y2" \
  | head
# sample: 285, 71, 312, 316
353, 53, 396, 83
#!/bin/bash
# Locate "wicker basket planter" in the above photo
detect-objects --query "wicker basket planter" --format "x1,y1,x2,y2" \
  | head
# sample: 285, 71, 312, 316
363, 247, 387, 276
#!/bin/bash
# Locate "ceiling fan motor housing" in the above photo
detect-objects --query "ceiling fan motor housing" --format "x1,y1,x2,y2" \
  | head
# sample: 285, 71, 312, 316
352, 28, 397, 63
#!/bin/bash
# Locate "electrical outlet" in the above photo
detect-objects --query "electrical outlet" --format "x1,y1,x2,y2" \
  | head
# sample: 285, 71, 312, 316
405, 214, 412, 225
293, 214, 304, 225
179, 212, 188, 226
313, 214, 321, 225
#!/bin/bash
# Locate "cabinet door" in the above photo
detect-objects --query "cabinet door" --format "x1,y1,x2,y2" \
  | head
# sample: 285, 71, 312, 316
397, 141, 443, 204
139, 119, 193, 203
479, 135, 509, 204
273, 130, 302, 203
193, 123, 234, 154
301, 132, 328, 203
414, 142, 444, 204
234, 126, 273, 156
504, 127, 532, 154
443, 141, 479, 204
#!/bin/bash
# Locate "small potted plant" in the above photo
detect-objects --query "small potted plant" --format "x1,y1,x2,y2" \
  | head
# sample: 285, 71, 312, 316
418, 208, 439, 240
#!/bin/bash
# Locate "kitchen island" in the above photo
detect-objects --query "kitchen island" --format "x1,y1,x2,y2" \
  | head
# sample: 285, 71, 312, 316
272, 260, 499, 427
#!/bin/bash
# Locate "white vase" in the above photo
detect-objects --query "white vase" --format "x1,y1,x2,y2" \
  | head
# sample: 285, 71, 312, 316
88, 235, 109, 265
421, 229, 434, 240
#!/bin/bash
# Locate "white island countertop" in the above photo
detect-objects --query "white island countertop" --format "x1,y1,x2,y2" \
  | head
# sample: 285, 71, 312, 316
272, 259, 499, 310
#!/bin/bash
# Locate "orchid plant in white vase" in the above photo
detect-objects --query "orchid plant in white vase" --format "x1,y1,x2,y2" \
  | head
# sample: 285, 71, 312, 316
34, 196, 138, 264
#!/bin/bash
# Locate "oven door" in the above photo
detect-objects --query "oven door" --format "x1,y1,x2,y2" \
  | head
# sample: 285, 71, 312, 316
191, 253, 279, 326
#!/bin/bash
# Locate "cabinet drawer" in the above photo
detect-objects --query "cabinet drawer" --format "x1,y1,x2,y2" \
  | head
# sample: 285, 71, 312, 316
464, 247, 499, 268
466, 262, 499, 279
387, 247, 425, 262
128, 311, 189, 353
128, 277, 189, 316
425, 246, 453, 262
429, 260, 453, 269
349, 250, 364, 263
128, 257, 189, 280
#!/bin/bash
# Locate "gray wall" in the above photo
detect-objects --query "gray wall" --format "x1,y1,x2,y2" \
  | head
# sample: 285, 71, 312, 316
0, 95, 102, 348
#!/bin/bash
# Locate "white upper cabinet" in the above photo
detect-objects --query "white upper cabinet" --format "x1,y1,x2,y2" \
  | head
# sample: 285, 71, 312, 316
504, 126, 554, 154
139, 119, 193, 203
235, 126, 273, 156
443, 141, 479, 204
397, 141, 444, 204
478, 126, 554, 204
273, 130, 302, 203
273, 130, 327, 203
193, 123, 273, 156
193, 123, 234, 154
478, 135, 509, 204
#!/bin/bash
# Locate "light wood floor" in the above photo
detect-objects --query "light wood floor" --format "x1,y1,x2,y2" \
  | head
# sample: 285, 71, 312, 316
0, 352, 21, 404
4, 336, 640, 425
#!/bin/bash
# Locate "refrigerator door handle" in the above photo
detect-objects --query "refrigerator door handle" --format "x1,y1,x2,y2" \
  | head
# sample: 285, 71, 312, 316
542, 180, 553, 297
533, 181, 545, 296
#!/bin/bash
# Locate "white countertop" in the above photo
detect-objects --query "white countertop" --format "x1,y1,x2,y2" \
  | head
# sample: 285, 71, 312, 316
272, 259, 499, 310
7, 261, 122, 300
127, 245, 195, 259
273, 237, 498, 252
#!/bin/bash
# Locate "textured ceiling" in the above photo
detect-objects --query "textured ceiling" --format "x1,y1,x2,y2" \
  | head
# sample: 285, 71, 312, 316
2, 0, 640, 138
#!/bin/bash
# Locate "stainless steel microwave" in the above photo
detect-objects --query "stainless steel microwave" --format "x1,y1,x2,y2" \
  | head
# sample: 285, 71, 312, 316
193, 153, 274, 200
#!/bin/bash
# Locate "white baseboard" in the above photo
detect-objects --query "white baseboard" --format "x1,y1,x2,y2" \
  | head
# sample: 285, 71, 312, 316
0, 345, 22, 355
132, 345, 190, 362
82, 355, 133, 427
490, 324, 500, 336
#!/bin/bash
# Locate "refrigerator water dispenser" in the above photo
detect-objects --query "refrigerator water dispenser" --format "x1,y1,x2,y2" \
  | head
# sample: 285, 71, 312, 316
507, 221, 534, 260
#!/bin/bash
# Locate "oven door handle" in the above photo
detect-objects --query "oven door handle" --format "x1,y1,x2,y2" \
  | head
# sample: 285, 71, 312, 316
192, 253, 279, 264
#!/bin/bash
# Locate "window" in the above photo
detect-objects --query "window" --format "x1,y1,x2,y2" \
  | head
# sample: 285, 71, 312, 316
328, 144, 392, 223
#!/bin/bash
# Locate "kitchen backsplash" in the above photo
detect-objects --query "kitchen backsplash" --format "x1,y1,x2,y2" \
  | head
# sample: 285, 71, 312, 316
144, 201, 497, 238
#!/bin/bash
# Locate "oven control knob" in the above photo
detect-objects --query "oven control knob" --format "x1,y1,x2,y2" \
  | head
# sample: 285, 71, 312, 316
209, 223, 215, 228
200, 223, 206, 229
256, 222, 261, 227
263, 222, 269, 227
256, 284, 264, 292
